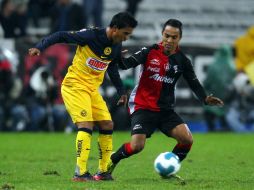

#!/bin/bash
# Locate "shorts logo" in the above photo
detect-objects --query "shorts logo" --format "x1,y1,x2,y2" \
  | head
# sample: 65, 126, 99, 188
133, 124, 142, 131
104, 47, 112, 55
80, 110, 87, 117
87, 58, 108, 71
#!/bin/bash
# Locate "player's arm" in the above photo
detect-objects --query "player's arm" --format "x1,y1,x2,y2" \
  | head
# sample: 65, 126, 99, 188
183, 59, 224, 106
118, 45, 157, 70
107, 61, 125, 95
28, 29, 91, 56
107, 60, 128, 106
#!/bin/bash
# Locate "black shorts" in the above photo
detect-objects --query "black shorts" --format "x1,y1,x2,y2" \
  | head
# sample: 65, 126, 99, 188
130, 109, 185, 138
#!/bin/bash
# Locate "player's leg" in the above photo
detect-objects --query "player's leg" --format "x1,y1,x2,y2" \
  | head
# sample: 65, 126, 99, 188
169, 124, 193, 161
73, 122, 94, 181
61, 85, 94, 181
93, 120, 114, 180
108, 109, 157, 175
94, 125, 146, 181
107, 134, 146, 176
110, 133, 146, 165
91, 91, 114, 180
160, 111, 193, 162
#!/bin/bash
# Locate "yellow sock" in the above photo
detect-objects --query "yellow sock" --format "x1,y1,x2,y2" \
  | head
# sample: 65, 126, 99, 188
75, 130, 92, 175
98, 134, 113, 173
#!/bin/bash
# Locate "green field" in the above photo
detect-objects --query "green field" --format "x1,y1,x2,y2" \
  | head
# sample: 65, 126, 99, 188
0, 132, 253, 190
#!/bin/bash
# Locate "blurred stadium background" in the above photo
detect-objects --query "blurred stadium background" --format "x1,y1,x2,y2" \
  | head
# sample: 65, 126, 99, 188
0, 0, 254, 133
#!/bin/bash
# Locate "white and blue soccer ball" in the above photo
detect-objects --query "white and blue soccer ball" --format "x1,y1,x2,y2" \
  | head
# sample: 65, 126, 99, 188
154, 152, 181, 177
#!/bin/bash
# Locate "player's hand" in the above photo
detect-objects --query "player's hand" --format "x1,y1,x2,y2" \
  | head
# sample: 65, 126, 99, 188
117, 94, 128, 107
205, 94, 224, 106
28, 48, 41, 56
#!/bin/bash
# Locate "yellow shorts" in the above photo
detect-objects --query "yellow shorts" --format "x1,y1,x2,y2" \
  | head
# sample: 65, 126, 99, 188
61, 85, 112, 123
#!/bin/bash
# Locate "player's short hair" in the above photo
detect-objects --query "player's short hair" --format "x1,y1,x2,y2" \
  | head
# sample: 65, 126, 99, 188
162, 19, 183, 38
1, 0, 10, 11
109, 12, 138, 29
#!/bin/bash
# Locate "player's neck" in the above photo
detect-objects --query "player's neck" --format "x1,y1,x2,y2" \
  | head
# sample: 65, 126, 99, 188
106, 27, 113, 43
163, 49, 176, 56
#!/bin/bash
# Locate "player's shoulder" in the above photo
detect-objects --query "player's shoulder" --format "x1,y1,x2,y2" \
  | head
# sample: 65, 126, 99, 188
137, 44, 159, 54
75, 27, 99, 38
175, 49, 191, 64
176, 49, 188, 58
147, 44, 160, 51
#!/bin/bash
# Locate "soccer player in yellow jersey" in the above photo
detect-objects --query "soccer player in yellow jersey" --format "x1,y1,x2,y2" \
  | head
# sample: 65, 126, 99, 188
28, 12, 138, 181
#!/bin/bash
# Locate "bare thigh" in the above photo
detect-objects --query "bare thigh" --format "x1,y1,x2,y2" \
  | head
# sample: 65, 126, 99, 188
169, 124, 193, 144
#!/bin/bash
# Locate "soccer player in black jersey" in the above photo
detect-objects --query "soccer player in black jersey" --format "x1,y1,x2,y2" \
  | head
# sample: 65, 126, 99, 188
107, 19, 224, 180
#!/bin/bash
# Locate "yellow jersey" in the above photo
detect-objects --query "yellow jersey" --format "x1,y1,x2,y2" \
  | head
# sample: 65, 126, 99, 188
35, 28, 125, 94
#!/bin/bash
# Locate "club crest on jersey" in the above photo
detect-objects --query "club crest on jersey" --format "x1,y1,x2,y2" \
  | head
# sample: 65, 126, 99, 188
173, 65, 178, 73
104, 47, 112, 55
80, 110, 87, 117
87, 58, 108, 71
164, 62, 170, 71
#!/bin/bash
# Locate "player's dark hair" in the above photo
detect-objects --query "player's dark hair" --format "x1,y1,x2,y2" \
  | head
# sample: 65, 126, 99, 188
162, 19, 182, 38
109, 12, 138, 29
1, 0, 9, 11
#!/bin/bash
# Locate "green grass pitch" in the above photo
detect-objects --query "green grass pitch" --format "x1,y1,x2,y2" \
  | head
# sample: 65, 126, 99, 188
0, 132, 254, 190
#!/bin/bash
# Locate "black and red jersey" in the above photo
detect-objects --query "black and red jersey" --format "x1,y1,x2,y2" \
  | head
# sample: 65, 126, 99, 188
119, 44, 207, 114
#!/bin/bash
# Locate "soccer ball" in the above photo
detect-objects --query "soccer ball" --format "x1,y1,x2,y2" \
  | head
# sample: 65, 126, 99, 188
154, 152, 181, 177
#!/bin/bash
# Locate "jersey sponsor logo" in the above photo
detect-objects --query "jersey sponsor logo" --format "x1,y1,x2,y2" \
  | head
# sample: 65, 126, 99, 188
150, 59, 160, 65
104, 47, 112, 55
147, 66, 160, 73
149, 73, 174, 84
133, 124, 142, 131
87, 58, 108, 71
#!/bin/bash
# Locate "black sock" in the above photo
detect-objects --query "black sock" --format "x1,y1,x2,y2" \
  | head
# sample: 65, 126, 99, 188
172, 143, 192, 161
111, 142, 134, 164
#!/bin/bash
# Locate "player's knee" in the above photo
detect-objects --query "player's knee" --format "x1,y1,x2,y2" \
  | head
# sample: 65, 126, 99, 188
180, 129, 193, 145
76, 121, 93, 130
107, 121, 114, 130
131, 143, 145, 153
98, 120, 114, 130
181, 136, 193, 145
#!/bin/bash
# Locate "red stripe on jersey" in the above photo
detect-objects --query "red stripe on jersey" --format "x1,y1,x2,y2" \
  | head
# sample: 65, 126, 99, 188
129, 45, 169, 113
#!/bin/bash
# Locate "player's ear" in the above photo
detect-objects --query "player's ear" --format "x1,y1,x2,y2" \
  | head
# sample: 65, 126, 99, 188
112, 25, 118, 32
